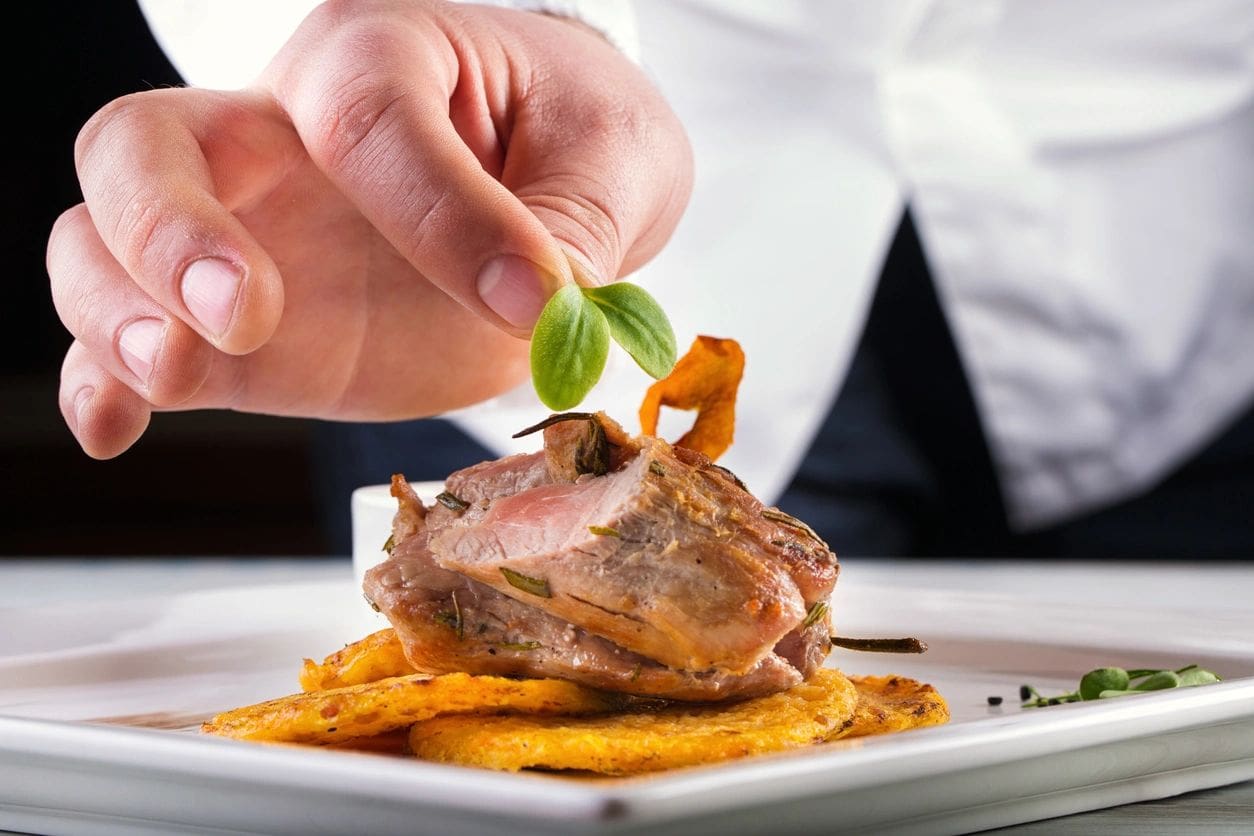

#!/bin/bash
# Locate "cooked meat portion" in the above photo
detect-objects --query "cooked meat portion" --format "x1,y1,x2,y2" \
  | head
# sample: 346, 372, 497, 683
363, 413, 838, 701
366, 506, 804, 701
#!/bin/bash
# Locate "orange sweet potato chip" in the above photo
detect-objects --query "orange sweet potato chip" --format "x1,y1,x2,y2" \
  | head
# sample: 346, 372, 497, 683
639, 336, 745, 461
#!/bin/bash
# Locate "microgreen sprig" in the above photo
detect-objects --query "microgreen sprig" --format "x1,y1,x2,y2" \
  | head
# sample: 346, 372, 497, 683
530, 279, 676, 411
1020, 664, 1221, 708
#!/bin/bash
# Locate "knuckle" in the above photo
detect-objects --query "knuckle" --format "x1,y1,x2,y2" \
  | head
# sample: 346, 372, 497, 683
403, 185, 456, 259
74, 93, 147, 171
65, 279, 111, 339
302, 25, 414, 173
109, 189, 166, 275
311, 74, 409, 174
525, 183, 625, 273
46, 204, 91, 272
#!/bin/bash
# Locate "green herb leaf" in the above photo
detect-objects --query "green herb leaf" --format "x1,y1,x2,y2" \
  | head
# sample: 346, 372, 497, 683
436, 491, 470, 512
1178, 667, 1221, 687
500, 567, 552, 598
496, 641, 543, 651
801, 601, 829, 629
1097, 689, 1144, 699
1022, 662, 1221, 708
1079, 667, 1129, 700
581, 282, 677, 379
530, 284, 610, 411
588, 525, 621, 538
382, 534, 395, 555
1132, 670, 1180, 691
762, 508, 824, 544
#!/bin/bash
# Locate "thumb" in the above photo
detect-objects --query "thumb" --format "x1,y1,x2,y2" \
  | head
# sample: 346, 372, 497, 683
268, 11, 574, 335
500, 15, 693, 289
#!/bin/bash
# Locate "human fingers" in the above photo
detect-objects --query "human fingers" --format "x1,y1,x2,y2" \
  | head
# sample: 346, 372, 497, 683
58, 340, 151, 460
501, 11, 694, 285
48, 204, 215, 408
267, 3, 571, 334
73, 88, 290, 355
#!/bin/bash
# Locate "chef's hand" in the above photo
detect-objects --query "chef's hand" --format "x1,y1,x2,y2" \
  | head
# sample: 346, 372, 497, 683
47, 0, 691, 458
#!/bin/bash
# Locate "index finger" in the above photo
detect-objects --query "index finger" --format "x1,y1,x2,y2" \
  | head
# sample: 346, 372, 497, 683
73, 88, 291, 354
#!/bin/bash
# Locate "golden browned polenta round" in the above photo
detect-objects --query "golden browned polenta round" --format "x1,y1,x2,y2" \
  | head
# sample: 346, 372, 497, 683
203, 672, 616, 744
837, 675, 950, 739
298, 629, 416, 692
407, 668, 859, 774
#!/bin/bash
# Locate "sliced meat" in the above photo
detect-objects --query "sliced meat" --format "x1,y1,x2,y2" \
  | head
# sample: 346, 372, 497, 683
430, 436, 832, 674
364, 518, 803, 700
442, 451, 550, 506
365, 412, 838, 701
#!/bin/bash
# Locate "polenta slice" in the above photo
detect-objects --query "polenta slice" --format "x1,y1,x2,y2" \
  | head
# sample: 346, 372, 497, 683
204, 672, 616, 744
836, 674, 950, 739
299, 629, 416, 692
408, 668, 858, 774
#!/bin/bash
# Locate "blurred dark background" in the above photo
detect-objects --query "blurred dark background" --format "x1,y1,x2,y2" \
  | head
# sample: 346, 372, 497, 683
6, 4, 1250, 559
4, 3, 329, 555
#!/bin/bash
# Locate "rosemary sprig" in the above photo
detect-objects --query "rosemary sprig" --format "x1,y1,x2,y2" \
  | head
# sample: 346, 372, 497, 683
762, 508, 823, 544
801, 601, 829, 629
830, 636, 928, 654
436, 491, 470, 512
500, 567, 552, 598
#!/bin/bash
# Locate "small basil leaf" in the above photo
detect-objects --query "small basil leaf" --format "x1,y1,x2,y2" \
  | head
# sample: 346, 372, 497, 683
1097, 689, 1142, 699
1079, 667, 1129, 701
581, 282, 677, 379
1178, 668, 1221, 687
530, 284, 611, 410
1132, 670, 1181, 691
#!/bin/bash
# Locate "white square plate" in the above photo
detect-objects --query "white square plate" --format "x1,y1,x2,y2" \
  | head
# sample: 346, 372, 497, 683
2, 567, 1252, 835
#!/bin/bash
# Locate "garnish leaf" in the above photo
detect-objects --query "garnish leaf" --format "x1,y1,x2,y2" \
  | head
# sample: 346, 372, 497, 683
1079, 667, 1129, 700
588, 525, 621, 538
801, 601, 829, 629
1023, 663, 1221, 708
436, 491, 470, 512
500, 567, 552, 598
1177, 667, 1221, 687
530, 284, 610, 411
581, 282, 677, 379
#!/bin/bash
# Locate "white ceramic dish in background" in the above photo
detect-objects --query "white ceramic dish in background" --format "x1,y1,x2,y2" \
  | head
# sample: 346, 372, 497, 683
1, 575, 1252, 835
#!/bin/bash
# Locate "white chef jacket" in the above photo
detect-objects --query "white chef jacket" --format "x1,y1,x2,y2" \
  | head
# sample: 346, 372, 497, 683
140, 0, 1254, 530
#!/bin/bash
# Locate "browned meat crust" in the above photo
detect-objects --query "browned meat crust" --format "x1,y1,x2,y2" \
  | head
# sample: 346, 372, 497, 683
364, 414, 837, 701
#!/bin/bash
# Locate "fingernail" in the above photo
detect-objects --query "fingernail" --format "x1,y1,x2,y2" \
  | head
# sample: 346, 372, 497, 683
118, 318, 166, 384
71, 386, 94, 433
181, 257, 243, 337
477, 255, 550, 329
